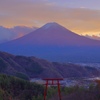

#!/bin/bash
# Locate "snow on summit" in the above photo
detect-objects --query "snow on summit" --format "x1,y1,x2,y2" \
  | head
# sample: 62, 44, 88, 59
41, 22, 65, 30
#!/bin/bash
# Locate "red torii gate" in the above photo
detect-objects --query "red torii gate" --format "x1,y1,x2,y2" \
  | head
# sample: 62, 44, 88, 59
43, 78, 63, 100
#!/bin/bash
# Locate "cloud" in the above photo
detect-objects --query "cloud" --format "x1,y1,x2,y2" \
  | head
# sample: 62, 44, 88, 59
0, 0, 100, 35
10, 26, 37, 38
0, 26, 16, 43
85, 34, 100, 40
0, 25, 37, 43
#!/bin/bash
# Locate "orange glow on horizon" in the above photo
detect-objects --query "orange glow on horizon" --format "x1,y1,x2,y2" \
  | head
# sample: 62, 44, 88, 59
0, 0, 100, 36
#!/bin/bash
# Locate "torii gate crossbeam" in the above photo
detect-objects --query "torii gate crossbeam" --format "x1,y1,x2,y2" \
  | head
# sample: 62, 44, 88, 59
43, 78, 63, 100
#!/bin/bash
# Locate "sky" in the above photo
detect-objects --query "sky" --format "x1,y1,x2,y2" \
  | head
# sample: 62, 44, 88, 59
0, 0, 100, 36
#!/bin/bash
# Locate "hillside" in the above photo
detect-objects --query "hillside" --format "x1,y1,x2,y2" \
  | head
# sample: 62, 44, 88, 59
0, 51, 100, 79
0, 74, 100, 100
0, 74, 44, 100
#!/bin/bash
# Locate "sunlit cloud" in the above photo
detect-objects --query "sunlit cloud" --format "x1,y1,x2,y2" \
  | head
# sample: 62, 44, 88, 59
0, 0, 100, 35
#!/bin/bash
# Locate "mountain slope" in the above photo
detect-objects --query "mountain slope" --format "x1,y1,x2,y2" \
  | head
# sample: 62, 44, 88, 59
3, 22, 100, 46
0, 22, 100, 63
0, 51, 100, 79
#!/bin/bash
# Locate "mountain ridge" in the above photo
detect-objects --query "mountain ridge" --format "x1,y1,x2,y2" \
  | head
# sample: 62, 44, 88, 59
0, 51, 100, 79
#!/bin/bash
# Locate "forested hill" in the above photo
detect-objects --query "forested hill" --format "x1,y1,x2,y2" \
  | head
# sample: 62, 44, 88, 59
0, 74, 44, 100
0, 51, 100, 79
0, 74, 100, 100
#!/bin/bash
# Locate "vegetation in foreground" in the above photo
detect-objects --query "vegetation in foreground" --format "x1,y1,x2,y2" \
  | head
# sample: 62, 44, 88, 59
0, 74, 44, 100
0, 74, 100, 100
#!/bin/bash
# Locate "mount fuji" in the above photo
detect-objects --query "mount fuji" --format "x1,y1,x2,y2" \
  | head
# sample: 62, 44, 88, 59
0, 22, 100, 63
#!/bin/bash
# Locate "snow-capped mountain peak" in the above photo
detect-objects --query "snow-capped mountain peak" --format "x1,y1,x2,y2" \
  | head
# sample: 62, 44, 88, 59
41, 22, 64, 30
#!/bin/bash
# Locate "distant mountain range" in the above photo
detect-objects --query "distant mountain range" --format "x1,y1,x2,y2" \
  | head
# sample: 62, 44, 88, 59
0, 22, 100, 63
0, 26, 37, 43
0, 51, 100, 79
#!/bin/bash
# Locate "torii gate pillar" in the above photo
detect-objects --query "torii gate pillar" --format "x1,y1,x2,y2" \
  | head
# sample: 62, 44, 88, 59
43, 78, 63, 100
